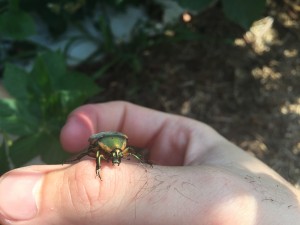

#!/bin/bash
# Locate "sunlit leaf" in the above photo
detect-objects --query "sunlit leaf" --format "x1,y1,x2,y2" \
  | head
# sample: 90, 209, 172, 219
0, 99, 39, 135
0, 99, 17, 117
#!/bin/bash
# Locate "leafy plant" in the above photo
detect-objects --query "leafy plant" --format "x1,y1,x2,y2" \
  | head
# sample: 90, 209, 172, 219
0, 51, 100, 175
89, 15, 156, 78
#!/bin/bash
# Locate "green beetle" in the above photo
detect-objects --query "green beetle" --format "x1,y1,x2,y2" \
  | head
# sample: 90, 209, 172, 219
66, 131, 144, 179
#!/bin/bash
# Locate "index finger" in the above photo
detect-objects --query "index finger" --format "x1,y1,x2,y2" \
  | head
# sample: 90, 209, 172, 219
60, 101, 217, 165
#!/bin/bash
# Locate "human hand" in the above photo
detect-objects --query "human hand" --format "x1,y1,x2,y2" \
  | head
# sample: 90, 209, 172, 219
0, 101, 299, 225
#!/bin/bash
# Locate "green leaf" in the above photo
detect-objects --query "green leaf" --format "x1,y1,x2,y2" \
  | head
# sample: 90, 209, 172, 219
0, 99, 39, 135
0, 139, 11, 175
0, 9, 36, 39
9, 134, 41, 167
3, 64, 29, 100
222, 0, 266, 29
30, 51, 99, 96
29, 57, 52, 97
98, 16, 115, 53
0, 115, 33, 135
16, 101, 40, 131
8, 0, 20, 11
0, 99, 17, 117
2, 50, 99, 161
30, 51, 66, 95
30, 51, 67, 94
37, 51, 66, 88
28, 51, 99, 132
40, 133, 70, 164
56, 90, 84, 116
9, 132, 69, 166
175, 0, 213, 11
64, 71, 100, 96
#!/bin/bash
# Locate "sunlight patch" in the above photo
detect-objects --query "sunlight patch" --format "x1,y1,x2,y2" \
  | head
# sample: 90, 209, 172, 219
280, 99, 300, 115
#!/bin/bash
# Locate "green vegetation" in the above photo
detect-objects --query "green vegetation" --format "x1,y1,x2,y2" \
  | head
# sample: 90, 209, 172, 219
0, 51, 99, 171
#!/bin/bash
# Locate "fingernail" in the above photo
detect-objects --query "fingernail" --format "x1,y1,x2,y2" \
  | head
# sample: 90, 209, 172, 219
0, 171, 43, 221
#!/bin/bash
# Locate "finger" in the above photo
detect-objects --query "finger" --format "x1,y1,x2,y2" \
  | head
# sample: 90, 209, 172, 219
60, 101, 166, 152
0, 162, 244, 225
60, 101, 222, 165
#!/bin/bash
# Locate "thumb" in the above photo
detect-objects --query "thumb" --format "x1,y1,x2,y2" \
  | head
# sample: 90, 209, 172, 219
0, 160, 239, 225
0, 160, 148, 224
0, 160, 201, 225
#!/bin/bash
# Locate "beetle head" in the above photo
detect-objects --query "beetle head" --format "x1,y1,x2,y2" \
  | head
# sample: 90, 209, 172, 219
111, 149, 123, 165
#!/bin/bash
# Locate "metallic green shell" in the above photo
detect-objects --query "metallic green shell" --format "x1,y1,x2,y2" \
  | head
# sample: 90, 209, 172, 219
89, 131, 128, 153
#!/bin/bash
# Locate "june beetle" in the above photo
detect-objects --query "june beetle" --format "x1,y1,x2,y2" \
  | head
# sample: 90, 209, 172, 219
66, 131, 145, 179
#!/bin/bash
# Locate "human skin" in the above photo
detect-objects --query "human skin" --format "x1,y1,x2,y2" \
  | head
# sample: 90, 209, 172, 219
0, 101, 299, 225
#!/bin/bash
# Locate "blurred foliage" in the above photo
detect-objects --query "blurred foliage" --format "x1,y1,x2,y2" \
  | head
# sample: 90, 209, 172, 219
222, 0, 266, 29
0, 0, 266, 174
0, 0, 36, 39
0, 138, 10, 173
0, 51, 99, 174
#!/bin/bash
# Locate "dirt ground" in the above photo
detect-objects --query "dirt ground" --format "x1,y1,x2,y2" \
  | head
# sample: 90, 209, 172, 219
91, 1, 300, 187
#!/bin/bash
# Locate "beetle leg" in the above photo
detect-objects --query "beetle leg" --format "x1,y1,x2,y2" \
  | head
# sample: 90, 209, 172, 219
123, 147, 144, 163
124, 147, 153, 167
64, 144, 98, 164
96, 150, 101, 179
64, 151, 90, 163
95, 151, 107, 180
